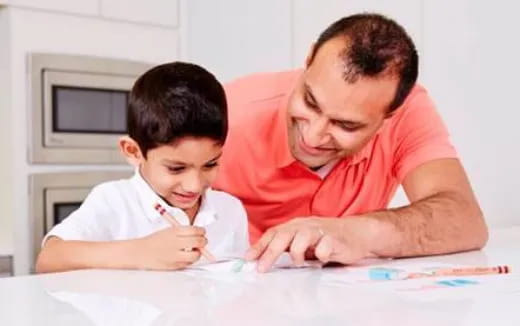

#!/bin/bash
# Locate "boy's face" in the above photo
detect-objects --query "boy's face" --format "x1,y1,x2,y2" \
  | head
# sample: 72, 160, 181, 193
123, 136, 222, 215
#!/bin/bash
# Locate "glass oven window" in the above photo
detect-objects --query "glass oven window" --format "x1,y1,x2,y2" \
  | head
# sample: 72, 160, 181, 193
53, 202, 82, 225
52, 86, 128, 134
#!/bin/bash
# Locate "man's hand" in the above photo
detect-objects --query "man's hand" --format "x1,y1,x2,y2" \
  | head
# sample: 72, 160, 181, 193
245, 217, 392, 272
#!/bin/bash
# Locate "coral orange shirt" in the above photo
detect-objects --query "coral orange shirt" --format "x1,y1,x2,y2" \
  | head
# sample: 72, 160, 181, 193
214, 70, 457, 243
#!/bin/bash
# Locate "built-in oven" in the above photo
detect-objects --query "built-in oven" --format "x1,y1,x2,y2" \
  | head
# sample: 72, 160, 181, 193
29, 171, 132, 271
28, 53, 152, 164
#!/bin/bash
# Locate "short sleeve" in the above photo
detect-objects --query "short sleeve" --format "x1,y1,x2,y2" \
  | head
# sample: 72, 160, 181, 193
392, 87, 458, 182
42, 184, 114, 245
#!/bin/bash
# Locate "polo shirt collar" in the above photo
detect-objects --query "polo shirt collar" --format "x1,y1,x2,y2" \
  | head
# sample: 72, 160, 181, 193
130, 168, 217, 227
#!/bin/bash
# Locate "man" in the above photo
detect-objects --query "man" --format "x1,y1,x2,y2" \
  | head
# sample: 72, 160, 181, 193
214, 13, 487, 272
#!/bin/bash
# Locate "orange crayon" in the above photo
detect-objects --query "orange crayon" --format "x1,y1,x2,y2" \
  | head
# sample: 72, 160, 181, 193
406, 265, 511, 279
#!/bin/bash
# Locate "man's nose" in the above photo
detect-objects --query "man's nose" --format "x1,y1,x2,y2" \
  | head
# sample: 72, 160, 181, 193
305, 117, 331, 147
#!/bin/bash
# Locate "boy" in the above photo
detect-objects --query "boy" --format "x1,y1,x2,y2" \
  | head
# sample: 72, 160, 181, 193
36, 62, 249, 273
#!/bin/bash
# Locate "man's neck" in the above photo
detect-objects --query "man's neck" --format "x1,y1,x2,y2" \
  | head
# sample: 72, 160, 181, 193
310, 165, 325, 171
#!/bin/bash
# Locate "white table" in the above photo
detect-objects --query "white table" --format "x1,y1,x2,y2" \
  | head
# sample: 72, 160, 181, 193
1, 226, 519, 325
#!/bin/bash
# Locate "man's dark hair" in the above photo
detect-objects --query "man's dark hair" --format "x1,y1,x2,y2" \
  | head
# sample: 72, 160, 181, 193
308, 13, 418, 112
127, 62, 227, 157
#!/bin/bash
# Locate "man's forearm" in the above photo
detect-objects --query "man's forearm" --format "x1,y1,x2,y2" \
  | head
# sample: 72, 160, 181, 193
360, 191, 488, 258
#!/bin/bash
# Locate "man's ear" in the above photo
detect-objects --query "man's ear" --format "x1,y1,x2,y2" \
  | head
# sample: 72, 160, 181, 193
305, 43, 316, 68
118, 136, 145, 167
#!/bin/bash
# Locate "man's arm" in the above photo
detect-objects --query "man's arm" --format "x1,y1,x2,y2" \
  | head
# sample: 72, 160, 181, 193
246, 158, 487, 272
360, 158, 487, 258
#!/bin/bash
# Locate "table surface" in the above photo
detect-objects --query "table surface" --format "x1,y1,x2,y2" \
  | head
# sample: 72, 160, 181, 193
1, 226, 519, 326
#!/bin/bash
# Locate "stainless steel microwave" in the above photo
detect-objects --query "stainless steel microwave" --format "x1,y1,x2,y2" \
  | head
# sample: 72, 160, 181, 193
28, 53, 152, 164
29, 170, 132, 271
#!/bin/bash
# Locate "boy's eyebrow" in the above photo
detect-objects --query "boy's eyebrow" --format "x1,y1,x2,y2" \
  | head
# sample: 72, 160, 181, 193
162, 153, 222, 165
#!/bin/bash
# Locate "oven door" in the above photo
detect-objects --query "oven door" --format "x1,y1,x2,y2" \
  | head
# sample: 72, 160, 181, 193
44, 188, 89, 234
30, 171, 132, 272
28, 53, 151, 164
42, 70, 134, 149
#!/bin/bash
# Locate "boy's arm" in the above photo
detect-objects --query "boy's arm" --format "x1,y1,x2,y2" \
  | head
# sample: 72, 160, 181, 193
36, 226, 208, 273
36, 237, 141, 272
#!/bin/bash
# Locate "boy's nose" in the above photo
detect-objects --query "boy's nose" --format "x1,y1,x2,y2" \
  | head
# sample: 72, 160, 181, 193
182, 172, 204, 194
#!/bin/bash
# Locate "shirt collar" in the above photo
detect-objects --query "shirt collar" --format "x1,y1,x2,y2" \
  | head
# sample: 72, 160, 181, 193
130, 168, 217, 227
350, 139, 373, 166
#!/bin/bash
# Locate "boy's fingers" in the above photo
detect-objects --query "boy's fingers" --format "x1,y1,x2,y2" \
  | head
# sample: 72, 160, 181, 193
191, 236, 208, 248
176, 235, 208, 249
173, 226, 206, 236
178, 250, 202, 263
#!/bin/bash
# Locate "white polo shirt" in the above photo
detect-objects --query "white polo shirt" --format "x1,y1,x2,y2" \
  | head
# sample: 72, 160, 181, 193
44, 170, 250, 260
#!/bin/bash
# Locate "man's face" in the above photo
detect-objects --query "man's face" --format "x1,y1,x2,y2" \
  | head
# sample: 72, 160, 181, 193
287, 37, 399, 169
139, 137, 222, 216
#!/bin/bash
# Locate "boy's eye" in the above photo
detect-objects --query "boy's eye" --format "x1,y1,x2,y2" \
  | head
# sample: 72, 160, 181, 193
167, 166, 185, 173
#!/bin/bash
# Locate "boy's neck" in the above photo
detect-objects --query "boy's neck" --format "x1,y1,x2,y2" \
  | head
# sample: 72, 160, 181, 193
183, 199, 201, 225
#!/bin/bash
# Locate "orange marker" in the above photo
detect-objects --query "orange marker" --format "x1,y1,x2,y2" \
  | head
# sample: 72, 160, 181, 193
407, 265, 511, 279
154, 203, 216, 263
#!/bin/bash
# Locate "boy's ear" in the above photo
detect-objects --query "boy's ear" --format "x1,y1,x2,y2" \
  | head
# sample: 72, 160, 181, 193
118, 136, 145, 167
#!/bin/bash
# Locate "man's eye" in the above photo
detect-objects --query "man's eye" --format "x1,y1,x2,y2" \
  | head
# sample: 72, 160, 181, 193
204, 162, 219, 169
338, 124, 360, 132
304, 96, 318, 109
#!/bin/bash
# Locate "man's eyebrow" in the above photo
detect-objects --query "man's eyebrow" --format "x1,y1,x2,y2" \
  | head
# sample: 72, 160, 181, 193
332, 119, 367, 128
304, 83, 367, 128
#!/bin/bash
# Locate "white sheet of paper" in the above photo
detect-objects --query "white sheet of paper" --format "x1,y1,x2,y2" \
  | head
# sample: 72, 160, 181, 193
188, 253, 321, 273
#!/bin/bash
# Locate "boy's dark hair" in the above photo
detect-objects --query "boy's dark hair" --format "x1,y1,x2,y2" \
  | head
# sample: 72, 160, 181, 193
127, 62, 227, 157
308, 13, 418, 112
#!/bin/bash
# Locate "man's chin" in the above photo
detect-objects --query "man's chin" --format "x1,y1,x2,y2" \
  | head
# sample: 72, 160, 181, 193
296, 154, 334, 169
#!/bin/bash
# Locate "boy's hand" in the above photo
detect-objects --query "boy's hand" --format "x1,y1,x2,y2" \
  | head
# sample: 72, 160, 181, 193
135, 226, 208, 270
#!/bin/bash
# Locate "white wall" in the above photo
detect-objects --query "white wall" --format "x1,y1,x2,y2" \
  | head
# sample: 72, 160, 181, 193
0, 8, 13, 256
182, 0, 293, 82
421, 1, 520, 228
0, 1, 180, 274
183, 1, 520, 228
291, 0, 424, 69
